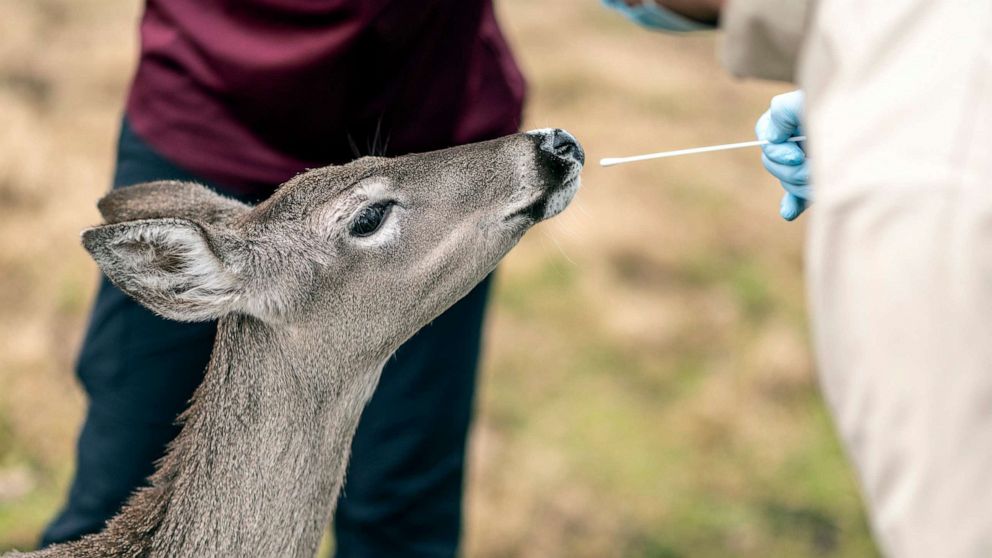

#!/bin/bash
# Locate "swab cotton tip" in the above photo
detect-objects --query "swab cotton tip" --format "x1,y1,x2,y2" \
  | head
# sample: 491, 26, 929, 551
599, 136, 806, 167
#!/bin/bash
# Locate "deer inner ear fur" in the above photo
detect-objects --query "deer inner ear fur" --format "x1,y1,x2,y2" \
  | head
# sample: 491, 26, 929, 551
82, 218, 246, 322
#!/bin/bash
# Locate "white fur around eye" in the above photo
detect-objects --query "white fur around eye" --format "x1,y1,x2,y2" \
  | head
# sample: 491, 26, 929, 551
343, 178, 402, 246
355, 178, 391, 199
311, 178, 401, 243
349, 205, 402, 246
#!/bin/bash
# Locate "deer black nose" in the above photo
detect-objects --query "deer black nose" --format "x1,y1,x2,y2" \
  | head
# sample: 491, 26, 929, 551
548, 129, 585, 165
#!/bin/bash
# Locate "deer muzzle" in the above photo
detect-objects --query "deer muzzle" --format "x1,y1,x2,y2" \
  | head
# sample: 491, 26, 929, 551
519, 128, 584, 221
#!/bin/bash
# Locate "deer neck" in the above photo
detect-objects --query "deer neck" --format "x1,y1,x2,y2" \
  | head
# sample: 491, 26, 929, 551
71, 313, 386, 558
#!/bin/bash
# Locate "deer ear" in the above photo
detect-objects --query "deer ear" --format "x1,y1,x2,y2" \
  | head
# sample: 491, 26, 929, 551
97, 181, 251, 226
82, 218, 245, 322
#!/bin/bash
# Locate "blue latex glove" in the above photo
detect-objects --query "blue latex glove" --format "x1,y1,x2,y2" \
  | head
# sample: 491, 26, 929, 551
601, 0, 710, 32
755, 90, 811, 221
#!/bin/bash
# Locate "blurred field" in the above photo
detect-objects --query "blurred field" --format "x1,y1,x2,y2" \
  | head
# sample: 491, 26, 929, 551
0, 1, 877, 556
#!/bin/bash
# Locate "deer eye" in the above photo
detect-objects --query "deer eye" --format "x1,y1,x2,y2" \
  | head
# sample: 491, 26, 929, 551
350, 202, 394, 237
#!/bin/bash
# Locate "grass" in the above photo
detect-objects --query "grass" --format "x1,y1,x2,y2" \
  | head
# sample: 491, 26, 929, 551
0, 0, 877, 556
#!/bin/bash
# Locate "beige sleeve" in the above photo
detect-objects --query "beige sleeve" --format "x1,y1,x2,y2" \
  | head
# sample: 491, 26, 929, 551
719, 0, 814, 82
801, 0, 992, 556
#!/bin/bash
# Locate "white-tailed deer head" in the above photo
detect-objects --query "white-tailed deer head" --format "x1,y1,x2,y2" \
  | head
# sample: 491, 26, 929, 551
82, 128, 583, 360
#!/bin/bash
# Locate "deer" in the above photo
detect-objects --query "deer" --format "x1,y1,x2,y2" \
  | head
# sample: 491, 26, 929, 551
6, 129, 584, 558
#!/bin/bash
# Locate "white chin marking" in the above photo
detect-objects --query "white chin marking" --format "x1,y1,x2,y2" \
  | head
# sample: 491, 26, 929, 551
543, 177, 580, 220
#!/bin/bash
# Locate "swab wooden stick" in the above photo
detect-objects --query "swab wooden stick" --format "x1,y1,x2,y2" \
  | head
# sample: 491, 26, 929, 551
599, 136, 806, 167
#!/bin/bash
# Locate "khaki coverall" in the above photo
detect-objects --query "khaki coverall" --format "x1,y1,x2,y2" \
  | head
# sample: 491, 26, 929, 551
722, 1, 992, 556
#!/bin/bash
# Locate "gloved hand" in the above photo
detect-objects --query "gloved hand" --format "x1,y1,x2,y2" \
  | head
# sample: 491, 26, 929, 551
601, 0, 710, 32
755, 90, 810, 221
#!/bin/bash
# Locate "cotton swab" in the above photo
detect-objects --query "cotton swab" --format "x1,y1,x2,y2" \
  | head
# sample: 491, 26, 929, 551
599, 136, 806, 167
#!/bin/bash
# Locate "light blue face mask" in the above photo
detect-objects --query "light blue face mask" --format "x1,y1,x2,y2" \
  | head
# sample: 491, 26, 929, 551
601, 0, 710, 33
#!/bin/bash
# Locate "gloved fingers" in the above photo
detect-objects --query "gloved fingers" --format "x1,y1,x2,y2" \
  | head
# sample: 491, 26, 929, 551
780, 180, 812, 201
757, 89, 810, 222
761, 153, 809, 186
766, 91, 805, 143
779, 192, 808, 221
761, 139, 805, 166
754, 110, 775, 142
755, 109, 802, 151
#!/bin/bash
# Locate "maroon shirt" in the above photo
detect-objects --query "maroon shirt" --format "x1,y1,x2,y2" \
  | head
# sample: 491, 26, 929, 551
126, 0, 526, 196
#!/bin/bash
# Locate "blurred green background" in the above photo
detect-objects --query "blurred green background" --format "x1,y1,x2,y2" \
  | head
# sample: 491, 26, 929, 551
0, 0, 878, 556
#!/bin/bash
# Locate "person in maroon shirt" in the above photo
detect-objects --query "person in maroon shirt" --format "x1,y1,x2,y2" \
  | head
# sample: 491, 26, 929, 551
42, 2, 525, 556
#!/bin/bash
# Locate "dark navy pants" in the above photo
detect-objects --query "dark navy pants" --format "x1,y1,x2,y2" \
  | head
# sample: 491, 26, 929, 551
41, 122, 489, 557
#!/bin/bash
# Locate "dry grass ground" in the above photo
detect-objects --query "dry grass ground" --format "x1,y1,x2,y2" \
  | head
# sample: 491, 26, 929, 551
0, 1, 878, 556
